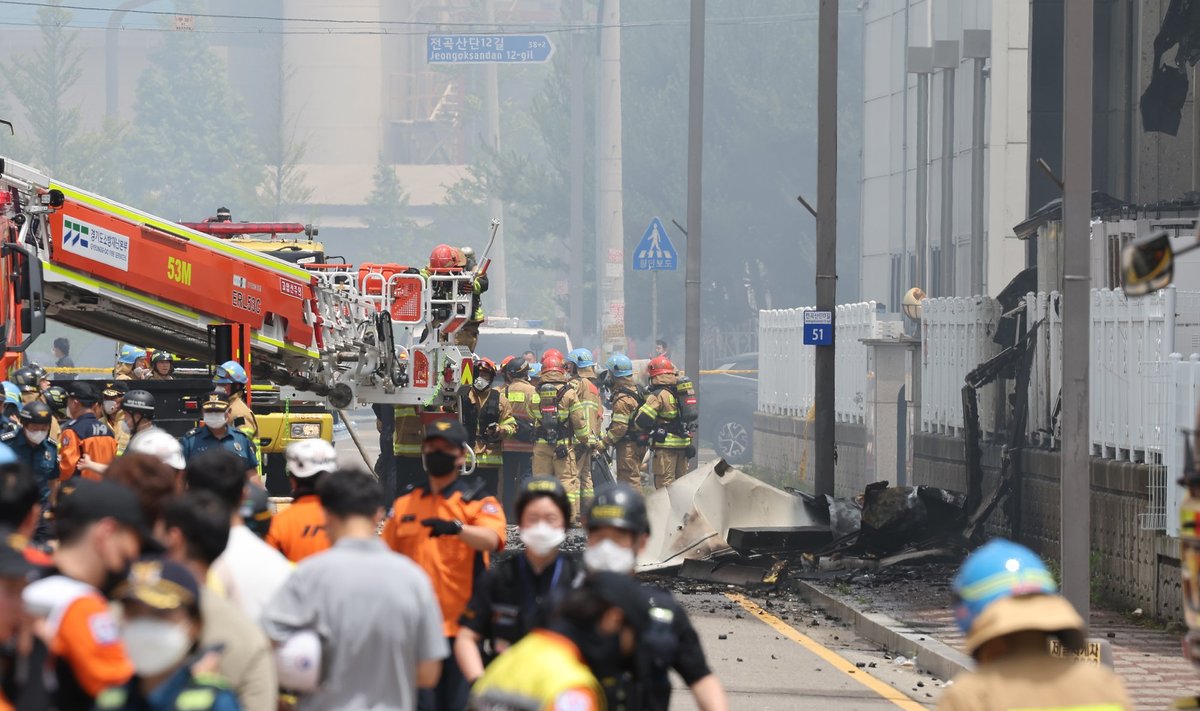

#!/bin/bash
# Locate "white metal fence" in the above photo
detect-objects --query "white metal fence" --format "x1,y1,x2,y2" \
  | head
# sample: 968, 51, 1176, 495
757, 302, 893, 423
919, 297, 1003, 435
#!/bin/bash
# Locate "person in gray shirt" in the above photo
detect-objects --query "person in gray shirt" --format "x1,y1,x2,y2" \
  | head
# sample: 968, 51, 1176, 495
262, 469, 448, 711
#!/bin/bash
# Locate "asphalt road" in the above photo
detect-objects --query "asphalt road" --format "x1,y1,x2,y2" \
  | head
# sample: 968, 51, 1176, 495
334, 408, 943, 709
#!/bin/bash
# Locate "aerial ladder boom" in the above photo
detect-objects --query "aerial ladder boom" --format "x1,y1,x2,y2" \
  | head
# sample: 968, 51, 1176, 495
0, 156, 476, 407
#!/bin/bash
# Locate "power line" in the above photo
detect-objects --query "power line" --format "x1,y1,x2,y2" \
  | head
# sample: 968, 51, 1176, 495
0, 1, 851, 36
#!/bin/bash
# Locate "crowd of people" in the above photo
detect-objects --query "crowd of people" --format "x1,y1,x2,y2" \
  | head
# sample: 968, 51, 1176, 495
0, 345, 733, 711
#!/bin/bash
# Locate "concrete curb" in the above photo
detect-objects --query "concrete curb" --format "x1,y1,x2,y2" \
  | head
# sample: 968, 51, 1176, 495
791, 580, 974, 683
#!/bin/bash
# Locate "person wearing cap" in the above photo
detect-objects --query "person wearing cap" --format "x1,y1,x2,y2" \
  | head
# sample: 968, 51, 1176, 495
21, 480, 143, 708
58, 381, 119, 482
96, 558, 241, 711
456, 476, 579, 685
101, 382, 131, 454
127, 430, 186, 478
937, 539, 1131, 711
179, 392, 258, 481
158, 491, 277, 711
469, 572, 647, 711
263, 439, 336, 563
583, 483, 727, 711
382, 419, 507, 711
10, 401, 57, 540
263, 469, 447, 711
187, 450, 290, 624
0, 529, 39, 709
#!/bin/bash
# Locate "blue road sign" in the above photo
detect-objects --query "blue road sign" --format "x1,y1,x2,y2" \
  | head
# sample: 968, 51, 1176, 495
632, 218, 678, 271
802, 310, 833, 346
427, 34, 555, 63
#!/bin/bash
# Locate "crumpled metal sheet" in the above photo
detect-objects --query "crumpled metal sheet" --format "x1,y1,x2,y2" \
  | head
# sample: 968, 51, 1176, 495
637, 460, 822, 571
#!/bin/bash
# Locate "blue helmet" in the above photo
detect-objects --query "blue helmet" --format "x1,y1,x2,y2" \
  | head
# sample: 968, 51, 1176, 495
118, 345, 146, 365
952, 539, 1057, 635
605, 353, 634, 378
1, 382, 19, 406
566, 348, 595, 369
214, 360, 248, 385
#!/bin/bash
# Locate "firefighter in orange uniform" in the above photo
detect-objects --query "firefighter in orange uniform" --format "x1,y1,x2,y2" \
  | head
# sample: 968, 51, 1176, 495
382, 419, 506, 711
264, 439, 336, 563
58, 382, 119, 482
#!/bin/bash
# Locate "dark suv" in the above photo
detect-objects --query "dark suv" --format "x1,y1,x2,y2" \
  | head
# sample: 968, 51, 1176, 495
699, 352, 757, 464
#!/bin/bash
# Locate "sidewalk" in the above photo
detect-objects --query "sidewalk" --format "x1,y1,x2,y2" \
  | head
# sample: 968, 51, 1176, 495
792, 567, 1197, 711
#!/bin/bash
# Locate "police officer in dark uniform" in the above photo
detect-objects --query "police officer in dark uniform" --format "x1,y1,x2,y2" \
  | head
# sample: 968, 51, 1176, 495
179, 391, 258, 478
456, 477, 580, 684
9, 401, 57, 542
582, 484, 728, 711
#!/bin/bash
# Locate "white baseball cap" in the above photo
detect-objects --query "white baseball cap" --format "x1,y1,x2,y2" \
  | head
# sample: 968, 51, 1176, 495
127, 428, 186, 470
285, 439, 337, 479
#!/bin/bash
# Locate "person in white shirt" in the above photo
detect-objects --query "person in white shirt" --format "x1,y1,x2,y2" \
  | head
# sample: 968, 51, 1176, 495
184, 448, 290, 621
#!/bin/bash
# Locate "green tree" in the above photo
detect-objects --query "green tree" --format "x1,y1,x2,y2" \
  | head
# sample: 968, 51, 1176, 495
260, 66, 313, 220
362, 155, 422, 259
123, 27, 264, 217
4, 1, 80, 174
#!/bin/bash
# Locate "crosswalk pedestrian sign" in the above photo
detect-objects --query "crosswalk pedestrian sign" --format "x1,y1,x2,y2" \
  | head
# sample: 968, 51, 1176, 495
632, 217, 678, 271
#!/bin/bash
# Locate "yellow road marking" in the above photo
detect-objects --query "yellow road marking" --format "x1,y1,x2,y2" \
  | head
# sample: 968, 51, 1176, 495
726, 592, 928, 711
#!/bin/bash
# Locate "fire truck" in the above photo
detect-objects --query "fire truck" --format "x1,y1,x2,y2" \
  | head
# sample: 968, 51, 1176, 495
0, 155, 480, 412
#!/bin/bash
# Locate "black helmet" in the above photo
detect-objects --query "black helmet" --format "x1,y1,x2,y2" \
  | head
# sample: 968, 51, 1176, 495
11, 367, 38, 393
123, 390, 156, 415
502, 356, 529, 381
44, 385, 68, 416
18, 400, 52, 426
515, 476, 571, 525
586, 483, 650, 534
29, 363, 47, 382
151, 351, 172, 364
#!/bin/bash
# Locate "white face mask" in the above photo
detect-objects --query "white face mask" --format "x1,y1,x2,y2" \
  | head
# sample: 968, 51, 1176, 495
122, 618, 192, 677
102, 400, 120, 416
24, 430, 47, 446
583, 539, 637, 574
519, 522, 566, 556
473, 377, 492, 391
203, 413, 227, 430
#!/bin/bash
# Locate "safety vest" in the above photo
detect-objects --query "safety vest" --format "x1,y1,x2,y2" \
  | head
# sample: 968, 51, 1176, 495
470, 629, 603, 711
393, 405, 424, 457
503, 381, 540, 453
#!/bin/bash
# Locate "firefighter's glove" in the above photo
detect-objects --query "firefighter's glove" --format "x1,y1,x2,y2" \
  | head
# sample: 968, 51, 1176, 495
684, 444, 697, 459
484, 423, 501, 440
590, 439, 607, 453
554, 445, 570, 460
422, 518, 464, 537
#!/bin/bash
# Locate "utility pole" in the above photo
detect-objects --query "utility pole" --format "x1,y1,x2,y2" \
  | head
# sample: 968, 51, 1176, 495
814, 0, 838, 500
1060, 0, 1093, 622
964, 31, 989, 297
908, 47, 933, 291
934, 40, 958, 296
685, 0, 704, 386
598, 0, 626, 356
569, 0, 585, 337
483, 1, 508, 316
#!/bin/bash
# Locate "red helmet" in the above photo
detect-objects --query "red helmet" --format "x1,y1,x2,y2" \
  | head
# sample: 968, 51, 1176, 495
541, 349, 566, 374
429, 244, 459, 272
475, 356, 497, 377
648, 355, 675, 377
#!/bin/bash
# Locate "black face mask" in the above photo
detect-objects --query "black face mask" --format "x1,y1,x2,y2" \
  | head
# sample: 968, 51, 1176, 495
423, 451, 458, 477
100, 558, 134, 596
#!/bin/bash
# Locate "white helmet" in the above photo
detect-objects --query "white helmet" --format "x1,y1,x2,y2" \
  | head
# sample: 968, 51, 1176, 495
127, 428, 186, 470
285, 439, 337, 479
274, 630, 322, 692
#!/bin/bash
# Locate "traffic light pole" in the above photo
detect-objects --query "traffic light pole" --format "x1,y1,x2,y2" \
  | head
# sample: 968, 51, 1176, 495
814, 0, 838, 499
